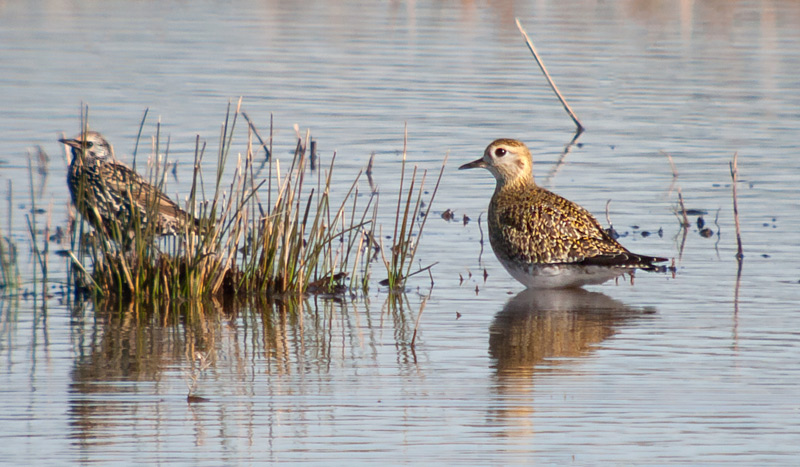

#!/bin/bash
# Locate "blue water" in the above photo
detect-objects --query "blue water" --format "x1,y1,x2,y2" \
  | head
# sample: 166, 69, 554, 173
1, 0, 799, 464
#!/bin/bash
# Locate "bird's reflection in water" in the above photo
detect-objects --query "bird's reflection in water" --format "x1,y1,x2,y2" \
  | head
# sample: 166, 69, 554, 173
487, 288, 655, 435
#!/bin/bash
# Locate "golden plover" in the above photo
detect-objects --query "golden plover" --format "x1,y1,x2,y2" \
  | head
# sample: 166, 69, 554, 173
460, 138, 667, 288
61, 131, 204, 239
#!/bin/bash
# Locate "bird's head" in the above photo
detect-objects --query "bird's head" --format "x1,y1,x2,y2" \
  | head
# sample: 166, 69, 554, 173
59, 131, 113, 164
459, 139, 534, 187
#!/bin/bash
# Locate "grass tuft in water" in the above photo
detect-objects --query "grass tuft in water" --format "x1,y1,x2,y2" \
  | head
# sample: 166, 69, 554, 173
67, 103, 444, 307
377, 125, 446, 291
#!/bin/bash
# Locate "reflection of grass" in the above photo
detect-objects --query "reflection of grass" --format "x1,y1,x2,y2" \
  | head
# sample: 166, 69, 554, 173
67, 104, 445, 307
0, 180, 18, 291
0, 225, 19, 292
69, 293, 424, 405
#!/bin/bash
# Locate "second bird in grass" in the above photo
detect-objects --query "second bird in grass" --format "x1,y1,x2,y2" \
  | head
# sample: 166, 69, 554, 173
60, 131, 205, 240
460, 138, 667, 289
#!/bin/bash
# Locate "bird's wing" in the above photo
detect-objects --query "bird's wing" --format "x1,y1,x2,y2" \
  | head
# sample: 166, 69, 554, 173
102, 162, 193, 223
494, 187, 631, 265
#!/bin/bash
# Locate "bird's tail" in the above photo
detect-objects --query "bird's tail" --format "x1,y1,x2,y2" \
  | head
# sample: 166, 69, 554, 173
574, 252, 669, 271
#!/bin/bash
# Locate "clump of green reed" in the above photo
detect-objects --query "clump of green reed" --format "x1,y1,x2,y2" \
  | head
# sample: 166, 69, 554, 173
236, 141, 373, 296
376, 126, 446, 291
70, 101, 438, 307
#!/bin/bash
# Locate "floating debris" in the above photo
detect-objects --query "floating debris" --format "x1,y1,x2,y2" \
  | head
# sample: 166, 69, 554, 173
366, 152, 377, 193
699, 228, 714, 238
441, 209, 454, 221
462, 214, 470, 226
685, 209, 708, 216
306, 272, 348, 295
49, 226, 65, 243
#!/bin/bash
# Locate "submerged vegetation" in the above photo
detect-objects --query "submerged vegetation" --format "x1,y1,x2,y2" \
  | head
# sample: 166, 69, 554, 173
63, 102, 445, 306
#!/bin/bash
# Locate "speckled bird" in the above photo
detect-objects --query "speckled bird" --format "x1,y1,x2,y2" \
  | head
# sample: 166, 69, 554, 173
460, 138, 667, 288
61, 131, 204, 240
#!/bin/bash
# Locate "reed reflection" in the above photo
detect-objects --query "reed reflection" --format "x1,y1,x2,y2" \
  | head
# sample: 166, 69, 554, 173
487, 288, 655, 435
66, 293, 421, 449
68, 298, 228, 448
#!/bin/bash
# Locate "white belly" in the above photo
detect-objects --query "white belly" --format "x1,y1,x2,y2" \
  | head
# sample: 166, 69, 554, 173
499, 258, 628, 289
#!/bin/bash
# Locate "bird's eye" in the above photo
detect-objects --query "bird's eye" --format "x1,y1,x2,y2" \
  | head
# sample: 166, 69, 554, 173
85, 141, 94, 148
494, 148, 506, 157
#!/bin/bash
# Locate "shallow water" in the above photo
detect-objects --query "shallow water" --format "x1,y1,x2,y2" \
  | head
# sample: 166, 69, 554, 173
2, 0, 800, 464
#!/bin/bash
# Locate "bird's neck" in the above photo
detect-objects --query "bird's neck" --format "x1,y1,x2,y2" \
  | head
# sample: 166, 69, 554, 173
68, 150, 85, 168
494, 172, 535, 195
71, 152, 104, 168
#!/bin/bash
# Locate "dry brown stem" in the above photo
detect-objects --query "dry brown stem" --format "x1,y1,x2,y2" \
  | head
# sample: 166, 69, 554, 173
515, 18, 585, 133
729, 152, 743, 260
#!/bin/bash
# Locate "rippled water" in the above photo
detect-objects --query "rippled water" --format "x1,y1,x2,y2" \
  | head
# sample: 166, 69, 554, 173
2, 0, 800, 464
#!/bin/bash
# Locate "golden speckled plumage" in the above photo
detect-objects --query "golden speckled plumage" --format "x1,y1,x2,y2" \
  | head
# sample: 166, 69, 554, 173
490, 179, 628, 265
460, 139, 667, 288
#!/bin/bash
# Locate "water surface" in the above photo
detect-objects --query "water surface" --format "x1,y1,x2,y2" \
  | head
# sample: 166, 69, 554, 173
2, 0, 800, 464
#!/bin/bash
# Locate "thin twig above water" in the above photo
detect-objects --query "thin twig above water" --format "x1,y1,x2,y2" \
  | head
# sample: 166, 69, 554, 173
730, 152, 743, 261
515, 18, 585, 134
242, 111, 272, 161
